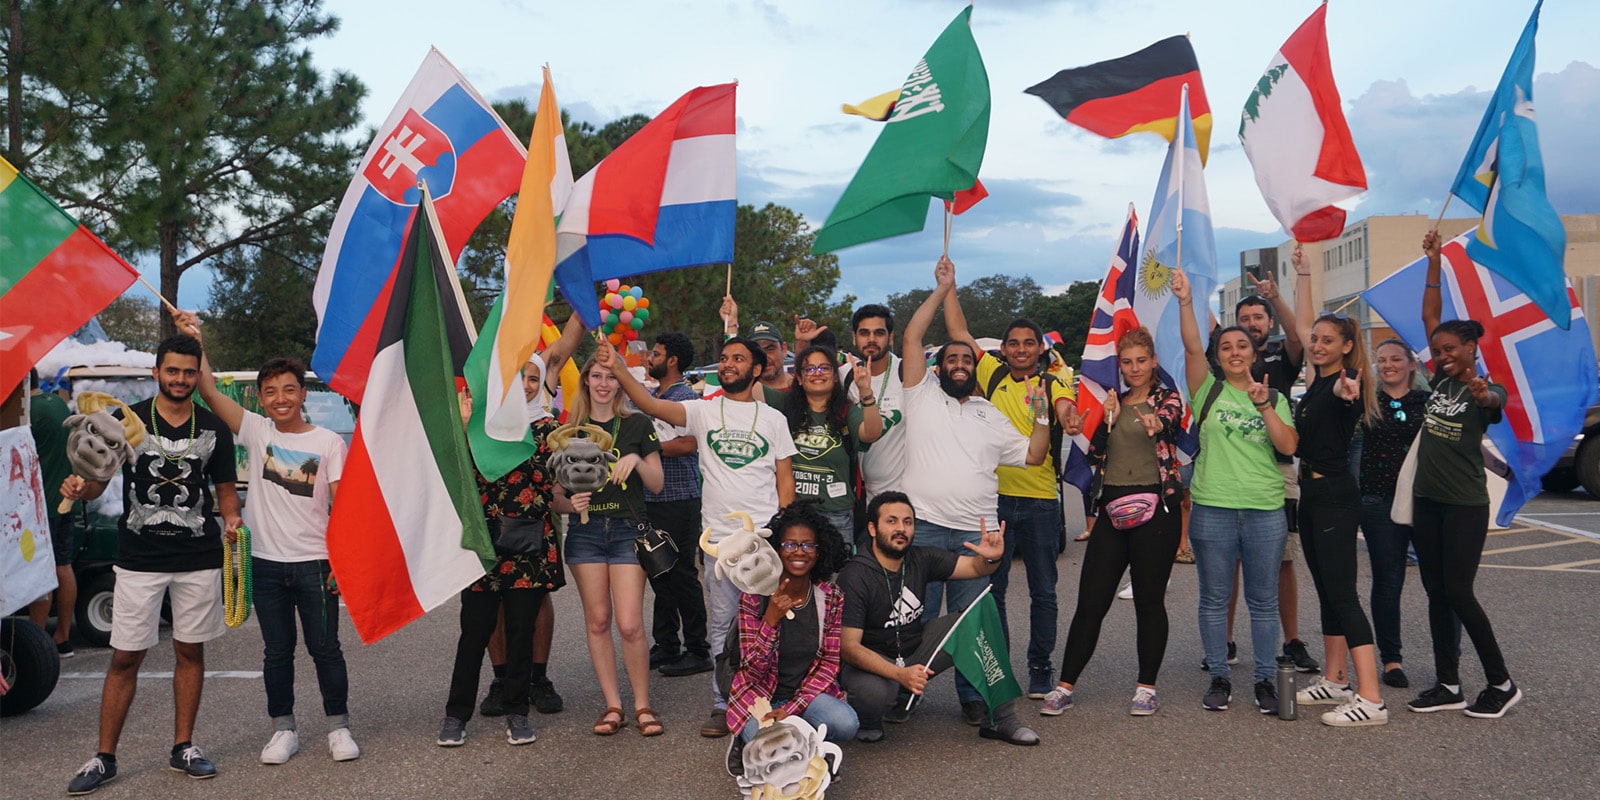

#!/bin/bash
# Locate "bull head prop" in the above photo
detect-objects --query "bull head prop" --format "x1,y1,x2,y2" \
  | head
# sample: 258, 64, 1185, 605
699, 511, 783, 596
59, 392, 147, 514
737, 698, 841, 800
547, 423, 617, 524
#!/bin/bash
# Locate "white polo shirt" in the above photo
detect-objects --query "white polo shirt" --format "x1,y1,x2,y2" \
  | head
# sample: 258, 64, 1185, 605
901, 370, 1030, 531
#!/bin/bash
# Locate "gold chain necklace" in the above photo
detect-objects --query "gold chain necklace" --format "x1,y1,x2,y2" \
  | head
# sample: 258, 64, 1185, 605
150, 401, 198, 463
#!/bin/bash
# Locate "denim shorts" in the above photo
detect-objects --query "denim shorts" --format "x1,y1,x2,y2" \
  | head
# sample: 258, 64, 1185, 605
564, 515, 645, 566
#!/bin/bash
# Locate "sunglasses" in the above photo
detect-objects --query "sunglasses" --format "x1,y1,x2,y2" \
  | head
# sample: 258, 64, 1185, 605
1389, 398, 1407, 422
778, 541, 818, 553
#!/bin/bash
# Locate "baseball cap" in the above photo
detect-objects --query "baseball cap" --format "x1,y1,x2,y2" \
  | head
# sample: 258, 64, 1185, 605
748, 321, 784, 344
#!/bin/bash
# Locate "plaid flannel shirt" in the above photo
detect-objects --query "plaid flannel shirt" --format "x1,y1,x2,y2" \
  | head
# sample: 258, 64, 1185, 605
644, 381, 702, 503
725, 580, 846, 733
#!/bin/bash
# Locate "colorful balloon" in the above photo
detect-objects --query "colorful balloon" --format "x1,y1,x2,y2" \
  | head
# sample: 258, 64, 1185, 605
630, 317, 645, 330
630, 286, 644, 299
605, 279, 621, 292
637, 297, 650, 309
608, 294, 624, 310
619, 310, 633, 325
622, 296, 637, 311
635, 308, 649, 322
608, 332, 624, 346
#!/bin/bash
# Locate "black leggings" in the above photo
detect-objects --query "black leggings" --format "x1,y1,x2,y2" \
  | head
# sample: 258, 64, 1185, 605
1297, 472, 1374, 649
1411, 496, 1510, 686
1059, 485, 1182, 686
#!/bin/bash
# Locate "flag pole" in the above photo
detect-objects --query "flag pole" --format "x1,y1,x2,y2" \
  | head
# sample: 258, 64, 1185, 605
135, 275, 181, 316
901, 584, 993, 711
725, 262, 733, 298
1432, 194, 1454, 233
942, 205, 953, 257
1173, 84, 1189, 275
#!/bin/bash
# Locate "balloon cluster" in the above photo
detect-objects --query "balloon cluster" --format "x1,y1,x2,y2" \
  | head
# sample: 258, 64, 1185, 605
599, 279, 651, 347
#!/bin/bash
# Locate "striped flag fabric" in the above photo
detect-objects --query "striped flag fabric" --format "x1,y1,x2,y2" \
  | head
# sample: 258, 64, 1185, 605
1062, 205, 1141, 492
312, 48, 525, 402
554, 83, 737, 327
327, 189, 495, 645
469, 67, 573, 468
1239, 3, 1366, 243
1026, 36, 1212, 164
0, 155, 140, 399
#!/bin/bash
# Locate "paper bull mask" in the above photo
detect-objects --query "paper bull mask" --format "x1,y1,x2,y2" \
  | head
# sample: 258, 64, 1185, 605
737, 699, 841, 800
546, 423, 617, 523
699, 511, 783, 596
59, 393, 147, 514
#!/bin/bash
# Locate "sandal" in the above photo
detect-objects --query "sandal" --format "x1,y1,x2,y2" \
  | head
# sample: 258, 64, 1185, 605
593, 707, 626, 736
1074, 530, 1091, 542
635, 706, 664, 737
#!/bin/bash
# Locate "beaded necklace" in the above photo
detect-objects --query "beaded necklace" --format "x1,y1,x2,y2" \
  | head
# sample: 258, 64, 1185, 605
150, 401, 198, 463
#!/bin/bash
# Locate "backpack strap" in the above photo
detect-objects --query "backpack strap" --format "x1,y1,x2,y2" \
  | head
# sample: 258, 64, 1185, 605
1195, 377, 1228, 427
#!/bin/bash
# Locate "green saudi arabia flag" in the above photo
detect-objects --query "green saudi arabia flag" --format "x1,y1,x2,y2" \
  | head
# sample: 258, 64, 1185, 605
938, 590, 1021, 712
812, 6, 989, 254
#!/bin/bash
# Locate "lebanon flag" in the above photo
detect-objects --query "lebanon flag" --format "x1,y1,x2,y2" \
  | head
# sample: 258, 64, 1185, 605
1238, 4, 1366, 243
328, 188, 495, 645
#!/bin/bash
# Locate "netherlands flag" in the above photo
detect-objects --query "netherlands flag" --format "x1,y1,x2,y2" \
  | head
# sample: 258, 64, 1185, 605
554, 83, 737, 326
312, 48, 525, 402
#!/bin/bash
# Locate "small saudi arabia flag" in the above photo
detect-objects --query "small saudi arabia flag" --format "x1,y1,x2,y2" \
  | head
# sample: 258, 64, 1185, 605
937, 588, 1021, 714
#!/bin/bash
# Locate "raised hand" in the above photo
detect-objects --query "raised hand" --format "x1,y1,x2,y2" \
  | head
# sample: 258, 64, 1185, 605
1468, 375, 1491, 405
795, 315, 827, 347
1062, 403, 1083, 437
1171, 268, 1192, 304
171, 307, 202, 339
964, 516, 1006, 561
1102, 393, 1120, 426
1247, 379, 1270, 408
594, 337, 619, 371
852, 354, 875, 399
1335, 367, 1361, 401
1247, 272, 1280, 301
935, 255, 955, 288
1422, 230, 1441, 259
1137, 406, 1161, 438
1291, 242, 1308, 275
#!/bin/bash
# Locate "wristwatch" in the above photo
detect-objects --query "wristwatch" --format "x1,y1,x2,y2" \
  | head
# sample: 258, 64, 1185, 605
984, 557, 1002, 565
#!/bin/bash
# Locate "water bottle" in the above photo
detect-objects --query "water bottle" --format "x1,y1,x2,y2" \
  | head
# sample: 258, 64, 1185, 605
1276, 657, 1298, 720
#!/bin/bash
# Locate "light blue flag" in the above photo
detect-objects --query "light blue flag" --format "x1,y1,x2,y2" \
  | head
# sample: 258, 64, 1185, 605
1134, 84, 1215, 407
1449, 0, 1569, 329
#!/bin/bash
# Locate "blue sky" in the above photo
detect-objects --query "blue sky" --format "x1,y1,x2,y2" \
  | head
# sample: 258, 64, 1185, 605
168, 0, 1600, 310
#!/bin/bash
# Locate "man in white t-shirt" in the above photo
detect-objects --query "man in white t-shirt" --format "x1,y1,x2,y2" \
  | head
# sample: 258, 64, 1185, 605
596, 336, 796, 739
185, 313, 359, 767
898, 256, 1051, 724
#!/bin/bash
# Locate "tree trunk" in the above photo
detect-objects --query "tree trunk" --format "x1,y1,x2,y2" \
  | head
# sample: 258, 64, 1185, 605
159, 222, 181, 340
7, 0, 22, 162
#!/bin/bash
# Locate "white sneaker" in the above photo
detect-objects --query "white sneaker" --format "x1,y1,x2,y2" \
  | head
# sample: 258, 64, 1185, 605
1296, 677, 1355, 706
328, 728, 361, 762
1116, 582, 1135, 600
1321, 696, 1389, 727
260, 730, 299, 765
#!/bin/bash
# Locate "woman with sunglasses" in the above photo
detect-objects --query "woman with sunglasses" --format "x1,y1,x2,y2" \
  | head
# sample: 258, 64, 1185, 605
1406, 230, 1521, 719
1039, 327, 1184, 717
1357, 339, 1430, 690
780, 345, 883, 537
1173, 269, 1298, 716
724, 505, 858, 773
1283, 245, 1388, 727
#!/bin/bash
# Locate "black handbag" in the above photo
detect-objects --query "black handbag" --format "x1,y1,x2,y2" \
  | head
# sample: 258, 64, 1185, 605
634, 522, 679, 578
494, 515, 547, 557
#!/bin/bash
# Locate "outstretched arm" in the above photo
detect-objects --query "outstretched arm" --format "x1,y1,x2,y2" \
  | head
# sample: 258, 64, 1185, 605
939, 256, 984, 360
173, 308, 245, 435
1172, 269, 1209, 396
1421, 230, 1443, 338
1287, 244, 1312, 360
594, 339, 687, 427
541, 314, 586, 390
903, 259, 954, 388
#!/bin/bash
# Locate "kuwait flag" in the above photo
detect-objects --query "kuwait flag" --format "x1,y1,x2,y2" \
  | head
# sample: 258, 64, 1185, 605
1239, 4, 1366, 243
0, 156, 139, 398
328, 188, 495, 645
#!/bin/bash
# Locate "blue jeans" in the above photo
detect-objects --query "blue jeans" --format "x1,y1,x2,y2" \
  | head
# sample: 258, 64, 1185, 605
738, 692, 859, 744
1189, 505, 1287, 683
992, 495, 1061, 672
253, 558, 349, 720
705, 553, 743, 708
1360, 494, 1411, 666
913, 520, 984, 704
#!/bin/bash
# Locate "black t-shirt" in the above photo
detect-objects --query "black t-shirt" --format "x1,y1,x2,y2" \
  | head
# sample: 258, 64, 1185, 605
1360, 389, 1429, 496
838, 546, 959, 662
1254, 340, 1303, 395
115, 400, 237, 573
1295, 370, 1363, 476
582, 414, 662, 520
773, 591, 820, 702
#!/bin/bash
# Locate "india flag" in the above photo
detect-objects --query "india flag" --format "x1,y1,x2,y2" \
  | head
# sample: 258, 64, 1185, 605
328, 189, 495, 645
1238, 3, 1366, 243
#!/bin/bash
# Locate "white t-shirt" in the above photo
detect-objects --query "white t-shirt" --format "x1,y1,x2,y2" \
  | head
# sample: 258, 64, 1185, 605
902, 371, 1030, 531
238, 411, 347, 562
845, 353, 909, 500
681, 395, 797, 543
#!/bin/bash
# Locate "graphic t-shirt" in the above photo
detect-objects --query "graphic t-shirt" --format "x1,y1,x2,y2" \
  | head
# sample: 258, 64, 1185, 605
902, 371, 1030, 531
580, 413, 661, 520
838, 546, 960, 662
681, 396, 797, 542
975, 353, 1075, 499
115, 400, 237, 573
1190, 373, 1293, 511
846, 354, 908, 499
237, 411, 346, 562
1414, 374, 1506, 506
791, 406, 865, 513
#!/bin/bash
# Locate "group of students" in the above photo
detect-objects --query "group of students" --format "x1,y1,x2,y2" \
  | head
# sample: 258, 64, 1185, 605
53, 230, 1521, 795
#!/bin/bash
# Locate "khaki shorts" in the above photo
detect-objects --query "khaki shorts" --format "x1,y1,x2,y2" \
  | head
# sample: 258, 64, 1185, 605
1279, 462, 1299, 563
110, 566, 225, 651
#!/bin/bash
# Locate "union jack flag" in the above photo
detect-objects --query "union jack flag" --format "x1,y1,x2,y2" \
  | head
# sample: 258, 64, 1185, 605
1062, 205, 1143, 492
1362, 227, 1598, 524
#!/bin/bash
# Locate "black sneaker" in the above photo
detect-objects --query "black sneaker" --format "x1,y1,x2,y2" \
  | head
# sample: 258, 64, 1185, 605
437, 716, 467, 747
1254, 680, 1279, 715
529, 677, 564, 714
960, 700, 987, 726
57, 640, 76, 658
479, 678, 507, 717
1463, 683, 1523, 719
505, 713, 537, 745
169, 744, 217, 779
1283, 639, 1320, 673
725, 735, 746, 777
67, 755, 116, 795
1203, 677, 1232, 711
649, 646, 681, 670
1383, 666, 1410, 688
1407, 684, 1467, 713
884, 702, 912, 724
659, 652, 714, 677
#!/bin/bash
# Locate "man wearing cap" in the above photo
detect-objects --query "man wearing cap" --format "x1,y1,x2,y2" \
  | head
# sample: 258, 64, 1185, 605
720, 295, 793, 396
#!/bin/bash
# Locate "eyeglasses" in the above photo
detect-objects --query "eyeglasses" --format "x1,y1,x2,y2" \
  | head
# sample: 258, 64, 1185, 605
802, 365, 834, 376
1389, 398, 1407, 422
778, 541, 818, 553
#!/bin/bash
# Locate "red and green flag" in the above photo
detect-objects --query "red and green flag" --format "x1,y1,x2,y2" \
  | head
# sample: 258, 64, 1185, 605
327, 188, 495, 645
0, 156, 140, 398
812, 6, 989, 253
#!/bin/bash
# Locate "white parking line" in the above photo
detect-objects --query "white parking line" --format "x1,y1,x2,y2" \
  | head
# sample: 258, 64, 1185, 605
59, 671, 263, 679
1516, 516, 1600, 540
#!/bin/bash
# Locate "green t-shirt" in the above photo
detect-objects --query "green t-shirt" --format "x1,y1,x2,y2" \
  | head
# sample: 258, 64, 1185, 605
1414, 375, 1505, 506
1190, 373, 1293, 511
30, 390, 73, 517
582, 414, 662, 520
791, 406, 863, 512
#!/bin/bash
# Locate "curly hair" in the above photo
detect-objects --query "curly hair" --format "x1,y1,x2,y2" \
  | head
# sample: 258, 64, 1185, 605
765, 504, 849, 582
783, 345, 849, 438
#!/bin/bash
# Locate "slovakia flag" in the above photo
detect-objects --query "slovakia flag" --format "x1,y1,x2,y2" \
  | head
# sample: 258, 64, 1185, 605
312, 48, 524, 402
554, 83, 737, 327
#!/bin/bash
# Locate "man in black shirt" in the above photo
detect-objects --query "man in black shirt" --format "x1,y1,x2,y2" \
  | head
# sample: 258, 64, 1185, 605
837, 492, 1039, 746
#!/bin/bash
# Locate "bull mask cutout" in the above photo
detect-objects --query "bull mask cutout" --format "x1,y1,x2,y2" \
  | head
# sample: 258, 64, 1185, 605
59, 392, 148, 514
700, 511, 783, 596
546, 423, 617, 524
737, 698, 841, 800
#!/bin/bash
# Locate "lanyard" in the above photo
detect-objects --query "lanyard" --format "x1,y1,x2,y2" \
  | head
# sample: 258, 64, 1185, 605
881, 559, 907, 666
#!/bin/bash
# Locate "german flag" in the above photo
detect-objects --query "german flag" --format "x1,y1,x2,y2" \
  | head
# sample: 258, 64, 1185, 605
1025, 36, 1211, 164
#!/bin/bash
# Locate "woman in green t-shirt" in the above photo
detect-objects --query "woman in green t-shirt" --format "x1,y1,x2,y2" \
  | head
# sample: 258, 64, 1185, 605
1174, 269, 1299, 715
1405, 230, 1520, 719
557, 355, 665, 737
778, 346, 883, 539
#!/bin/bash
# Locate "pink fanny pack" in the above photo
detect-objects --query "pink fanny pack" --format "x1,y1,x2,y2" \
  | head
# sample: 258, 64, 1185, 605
1105, 493, 1159, 530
